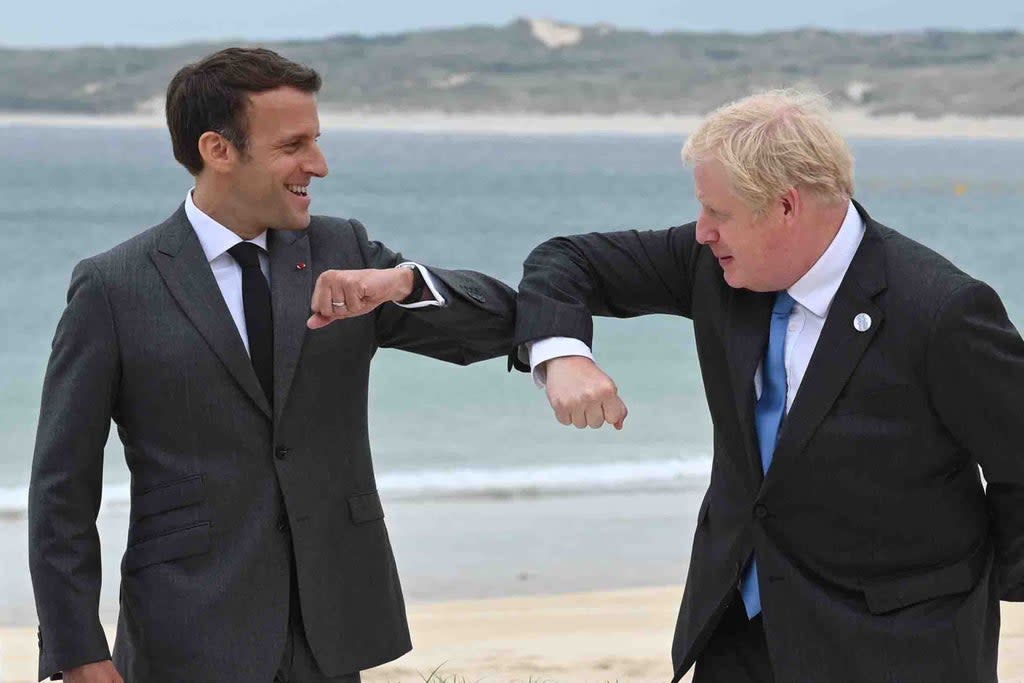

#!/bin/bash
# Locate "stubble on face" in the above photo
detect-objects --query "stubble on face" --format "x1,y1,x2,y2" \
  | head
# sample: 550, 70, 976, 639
231, 87, 326, 234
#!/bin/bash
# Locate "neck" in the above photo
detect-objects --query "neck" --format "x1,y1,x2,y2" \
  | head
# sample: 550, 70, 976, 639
816, 201, 850, 251
785, 201, 850, 288
192, 181, 264, 240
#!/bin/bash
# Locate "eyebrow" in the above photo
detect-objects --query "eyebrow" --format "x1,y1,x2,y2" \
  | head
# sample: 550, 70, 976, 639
276, 132, 320, 147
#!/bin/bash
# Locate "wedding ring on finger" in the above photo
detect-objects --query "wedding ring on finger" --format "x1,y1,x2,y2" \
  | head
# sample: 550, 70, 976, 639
331, 300, 347, 309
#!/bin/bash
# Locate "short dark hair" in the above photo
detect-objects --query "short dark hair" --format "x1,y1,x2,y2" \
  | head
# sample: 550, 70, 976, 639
166, 47, 322, 175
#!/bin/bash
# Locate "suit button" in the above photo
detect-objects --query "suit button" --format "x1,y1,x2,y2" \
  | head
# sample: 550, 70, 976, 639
275, 447, 290, 460
754, 504, 769, 519
277, 517, 289, 533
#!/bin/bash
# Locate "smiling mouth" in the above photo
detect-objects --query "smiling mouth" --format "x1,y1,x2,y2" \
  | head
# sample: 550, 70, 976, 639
286, 184, 308, 197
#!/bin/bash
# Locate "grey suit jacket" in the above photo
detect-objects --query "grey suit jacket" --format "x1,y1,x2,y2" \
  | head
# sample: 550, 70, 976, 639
512, 200, 1024, 683
29, 206, 516, 682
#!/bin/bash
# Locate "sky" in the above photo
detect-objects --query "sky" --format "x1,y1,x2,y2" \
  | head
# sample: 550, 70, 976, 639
4, 0, 1023, 48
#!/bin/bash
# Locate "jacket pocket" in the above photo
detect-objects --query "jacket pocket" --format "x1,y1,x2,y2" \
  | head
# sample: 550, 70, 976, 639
348, 490, 385, 524
861, 540, 989, 614
131, 474, 204, 522
127, 474, 208, 560
122, 522, 211, 573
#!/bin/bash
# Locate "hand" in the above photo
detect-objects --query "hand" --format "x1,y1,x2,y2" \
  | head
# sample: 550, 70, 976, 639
543, 356, 628, 430
63, 660, 123, 683
307, 268, 415, 329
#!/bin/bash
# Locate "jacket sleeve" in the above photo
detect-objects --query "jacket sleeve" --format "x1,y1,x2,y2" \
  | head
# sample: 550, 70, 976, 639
513, 224, 703, 357
926, 279, 1024, 601
29, 259, 119, 679
350, 219, 517, 366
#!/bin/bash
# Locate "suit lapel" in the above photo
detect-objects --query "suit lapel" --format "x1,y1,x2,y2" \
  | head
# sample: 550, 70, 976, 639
150, 206, 272, 419
268, 228, 313, 421
725, 286, 774, 485
768, 207, 888, 478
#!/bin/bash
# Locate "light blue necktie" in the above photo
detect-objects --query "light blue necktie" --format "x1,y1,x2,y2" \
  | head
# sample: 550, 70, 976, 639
740, 290, 797, 619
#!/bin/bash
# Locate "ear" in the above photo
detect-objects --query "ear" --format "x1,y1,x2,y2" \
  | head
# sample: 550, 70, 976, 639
197, 131, 237, 173
780, 187, 801, 220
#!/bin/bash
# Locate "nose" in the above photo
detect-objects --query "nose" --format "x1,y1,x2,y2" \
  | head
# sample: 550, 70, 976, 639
695, 219, 717, 245
305, 142, 328, 178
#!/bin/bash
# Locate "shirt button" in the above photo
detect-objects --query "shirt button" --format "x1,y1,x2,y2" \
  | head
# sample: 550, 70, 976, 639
275, 447, 290, 460
754, 504, 769, 519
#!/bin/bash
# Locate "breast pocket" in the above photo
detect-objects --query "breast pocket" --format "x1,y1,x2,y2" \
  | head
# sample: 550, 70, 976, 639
122, 474, 211, 573
831, 383, 920, 417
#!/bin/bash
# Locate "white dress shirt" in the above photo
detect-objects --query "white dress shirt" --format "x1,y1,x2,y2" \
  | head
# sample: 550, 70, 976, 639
530, 201, 866, 408
184, 190, 444, 356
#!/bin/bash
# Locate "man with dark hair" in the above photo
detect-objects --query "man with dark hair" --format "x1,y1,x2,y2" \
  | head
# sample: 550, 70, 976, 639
165, 47, 323, 175
29, 47, 516, 683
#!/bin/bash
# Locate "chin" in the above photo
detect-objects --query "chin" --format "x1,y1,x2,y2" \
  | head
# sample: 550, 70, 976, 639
722, 271, 745, 290
282, 213, 312, 231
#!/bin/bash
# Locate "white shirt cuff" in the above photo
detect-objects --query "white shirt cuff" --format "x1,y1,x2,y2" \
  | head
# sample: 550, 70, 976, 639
394, 262, 445, 308
528, 337, 594, 388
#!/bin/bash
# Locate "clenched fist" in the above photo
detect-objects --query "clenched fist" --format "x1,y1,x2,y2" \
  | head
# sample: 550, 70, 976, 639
543, 356, 628, 430
307, 267, 416, 329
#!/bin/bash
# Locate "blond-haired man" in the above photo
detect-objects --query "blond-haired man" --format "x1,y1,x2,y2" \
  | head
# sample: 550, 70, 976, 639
512, 91, 1024, 682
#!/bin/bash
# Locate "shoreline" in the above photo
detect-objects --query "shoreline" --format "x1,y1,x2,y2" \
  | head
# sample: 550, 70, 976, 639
3, 587, 1023, 682
3, 109, 1024, 139
0, 489, 701, 626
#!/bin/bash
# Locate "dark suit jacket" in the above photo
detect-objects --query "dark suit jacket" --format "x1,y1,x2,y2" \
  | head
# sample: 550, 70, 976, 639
29, 206, 516, 682
513, 201, 1024, 683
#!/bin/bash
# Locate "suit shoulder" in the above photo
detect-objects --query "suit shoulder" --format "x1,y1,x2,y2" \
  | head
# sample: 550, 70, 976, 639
872, 222, 988, 328
877, 223, 979, 296
308, 214, 363, 235
307, 214, 379, 258
74, 211, 181, 279
307, 214, 371, 243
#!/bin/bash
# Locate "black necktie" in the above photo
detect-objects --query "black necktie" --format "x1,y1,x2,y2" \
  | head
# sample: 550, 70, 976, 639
227, 242, 273, 405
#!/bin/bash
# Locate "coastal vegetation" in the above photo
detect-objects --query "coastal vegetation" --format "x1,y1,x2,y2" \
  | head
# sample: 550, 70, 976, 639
3, 19, 1023, 118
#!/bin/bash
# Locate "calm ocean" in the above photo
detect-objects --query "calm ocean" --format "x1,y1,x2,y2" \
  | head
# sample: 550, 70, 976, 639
2, 127, 1023, 512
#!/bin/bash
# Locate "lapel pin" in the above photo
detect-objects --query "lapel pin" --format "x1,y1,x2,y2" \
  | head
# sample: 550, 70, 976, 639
295, 262, 307, 271
853, 313, 872, 332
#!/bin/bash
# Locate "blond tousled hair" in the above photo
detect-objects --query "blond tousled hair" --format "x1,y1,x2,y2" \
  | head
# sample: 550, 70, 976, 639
682, 90, 854, 213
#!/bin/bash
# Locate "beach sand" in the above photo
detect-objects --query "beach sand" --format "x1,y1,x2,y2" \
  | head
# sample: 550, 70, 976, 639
2, 588, 1023, 682
2, 109, 1024, 139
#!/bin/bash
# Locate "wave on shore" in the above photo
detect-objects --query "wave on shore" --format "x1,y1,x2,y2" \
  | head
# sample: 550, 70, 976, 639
0, 456, 712, 518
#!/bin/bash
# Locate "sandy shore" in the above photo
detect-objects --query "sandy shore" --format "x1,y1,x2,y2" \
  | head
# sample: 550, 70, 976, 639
2, 110, 1024, 139
2, 587, 1023, 682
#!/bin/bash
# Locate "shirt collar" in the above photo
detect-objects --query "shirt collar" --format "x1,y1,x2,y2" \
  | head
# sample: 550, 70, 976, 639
787, 200, 865, 319
184, 189, 268, 263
